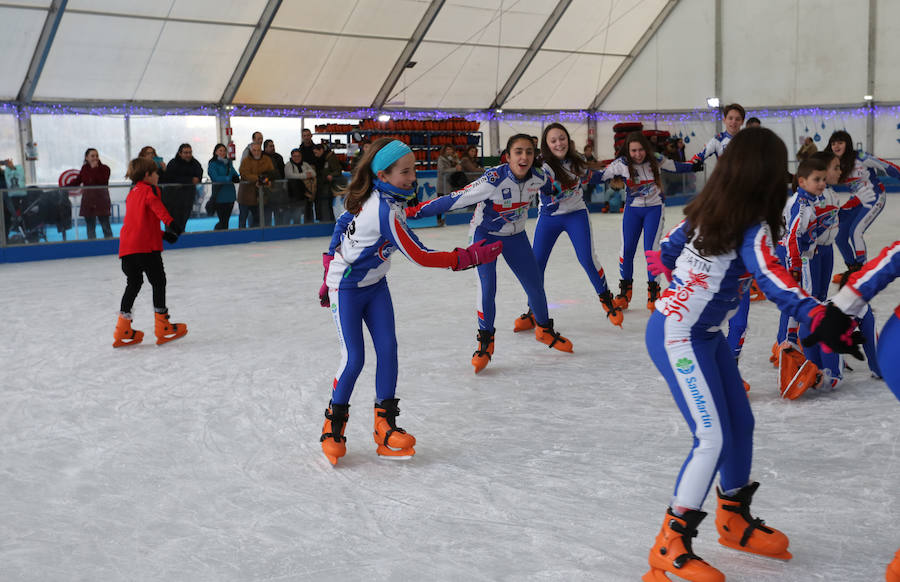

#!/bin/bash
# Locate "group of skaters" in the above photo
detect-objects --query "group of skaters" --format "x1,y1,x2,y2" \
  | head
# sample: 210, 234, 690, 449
106, 103, 899, 580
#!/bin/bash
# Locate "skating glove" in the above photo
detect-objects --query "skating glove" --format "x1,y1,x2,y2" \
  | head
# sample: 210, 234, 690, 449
163, 221, 182, 243
801, 303, 865, 360
452, 240, 503, 271
691, 160, 705, 172
231, 174, 241, 183
644, 250, 672, 282
320, 253, 334, 307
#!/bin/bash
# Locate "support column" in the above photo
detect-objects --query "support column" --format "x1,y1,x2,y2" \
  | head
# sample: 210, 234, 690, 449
713, 0, 723, 134
216, 107, 234, 159
124, 114, 132, 160
865, 0, 876, 153
16, 105, 36, 185
489, 118, 500, 157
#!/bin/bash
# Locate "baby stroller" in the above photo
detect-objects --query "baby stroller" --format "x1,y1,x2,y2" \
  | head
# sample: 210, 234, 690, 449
5, 187, 72, 244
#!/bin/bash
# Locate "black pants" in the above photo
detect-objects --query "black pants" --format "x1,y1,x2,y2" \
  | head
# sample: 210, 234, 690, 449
85, 215, 113, 239
215, 202, 233, 230
120, 251, 166, 313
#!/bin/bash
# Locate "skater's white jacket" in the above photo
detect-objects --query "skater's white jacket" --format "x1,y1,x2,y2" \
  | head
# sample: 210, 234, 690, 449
691, 131, 734, 164
817, 187, 840, 246
657, 219, 821, 331
325, 182, 458, 289
598, 154, 693, 207
836, 152, 900, 209
537, 158, 603, 216
832, 240, 900, 317
782, 188, 833, 272
406, 164, 549, 236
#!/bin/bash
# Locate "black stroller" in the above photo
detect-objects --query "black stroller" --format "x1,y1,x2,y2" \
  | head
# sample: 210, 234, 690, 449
5, 187, 73, 244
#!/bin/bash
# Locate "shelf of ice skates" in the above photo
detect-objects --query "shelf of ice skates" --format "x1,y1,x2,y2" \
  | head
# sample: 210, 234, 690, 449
1, 202, 899, 582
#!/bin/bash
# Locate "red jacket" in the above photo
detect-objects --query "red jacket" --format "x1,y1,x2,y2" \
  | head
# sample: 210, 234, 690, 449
73, 163, 111, 217
118, 181, 174, 257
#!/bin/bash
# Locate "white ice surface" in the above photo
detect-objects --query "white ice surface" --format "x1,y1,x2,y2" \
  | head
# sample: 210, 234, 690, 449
2, 204, 899, 582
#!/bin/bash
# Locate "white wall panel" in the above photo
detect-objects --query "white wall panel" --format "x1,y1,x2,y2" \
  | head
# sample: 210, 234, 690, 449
498, 121, 542, 155
31, 114, 128, 185
875, 0, 900, 101
722, 0, 867, 107
873, 111, 900, 160
602, 0, 714, 111
0, 7, 49, 100
504, 52, 623, 110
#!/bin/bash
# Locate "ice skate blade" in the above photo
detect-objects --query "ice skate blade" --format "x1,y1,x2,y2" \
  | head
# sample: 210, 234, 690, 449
113, 336, 144, 348
156, 330, 188, 345
376, 445, 415, 459
641, 568, 672, 582
718, 538, 792, 560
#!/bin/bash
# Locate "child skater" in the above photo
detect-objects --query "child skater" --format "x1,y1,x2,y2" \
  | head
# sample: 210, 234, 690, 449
820, 240, 900, 582
600, 131, 696, 311
317, 138, 502, 465
406, 134, 574, 374
113, 157, 186, 347
826, 130, 900, 284
512, 122, 622, 330
641, 128, 862, 582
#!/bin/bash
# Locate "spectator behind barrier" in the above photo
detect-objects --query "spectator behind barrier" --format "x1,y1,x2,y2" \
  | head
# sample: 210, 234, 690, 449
264, 139, 287, 225
300, 129, 317, 168
162, 143, 203, 232
284, 148, 316, 225
241, 131, 263, 161
72, 147, 113, 239
238, 142, 275, 228
207, 143, 240, 231
139, 145, 166, 173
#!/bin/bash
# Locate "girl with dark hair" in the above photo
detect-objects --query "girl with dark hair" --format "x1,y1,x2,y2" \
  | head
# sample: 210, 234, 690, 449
207, 143, 240, 230
72, 148, 112, 239
513, 122, 622, 329
825, 130, 900, 284
641, 127, 862, 582
599, 131, 695, 311
406, 134, 575, 373
317, 138, 502, 465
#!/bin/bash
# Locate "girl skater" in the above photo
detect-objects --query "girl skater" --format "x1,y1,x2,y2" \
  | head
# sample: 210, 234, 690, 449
641, 128, 861, 582
512, 123, 622, 329
317, 139, 502, 465
405, 134, 574, 374
600, 131, 695, 311
113, 157, 186, 348
824, 240, 900, 582
825, 130, 900, 284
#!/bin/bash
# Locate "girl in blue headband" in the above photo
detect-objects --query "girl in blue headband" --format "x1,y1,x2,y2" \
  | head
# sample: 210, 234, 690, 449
316, 138, 502, 465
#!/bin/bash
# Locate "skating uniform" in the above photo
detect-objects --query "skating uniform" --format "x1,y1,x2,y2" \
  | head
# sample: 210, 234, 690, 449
647, 218, 820, 510
532, 159, 609, 295
599, 153, 693, 282
691, 131, 733, 164
834, 153, 900, 267
407, 164, 553, 330
325, 180, 462, 405
779, 188, 843, 386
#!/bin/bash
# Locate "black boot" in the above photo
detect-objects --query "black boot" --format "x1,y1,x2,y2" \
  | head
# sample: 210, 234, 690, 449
614, 278, 633, 309
647, 280, 661, 311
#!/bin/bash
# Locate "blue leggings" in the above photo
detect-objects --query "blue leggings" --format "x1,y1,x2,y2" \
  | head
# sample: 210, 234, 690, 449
646, 311, 754, 510
880, 311, 900, 401
329, 279, 398, 405
619, 204, 664, 281
476, 230, 549, 331
835, 192, 885, 266
532, 209, 609, 295
726, 290, 750, 359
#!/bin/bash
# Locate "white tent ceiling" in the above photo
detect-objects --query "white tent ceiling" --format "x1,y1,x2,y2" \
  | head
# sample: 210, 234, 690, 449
0, 0, 895, 111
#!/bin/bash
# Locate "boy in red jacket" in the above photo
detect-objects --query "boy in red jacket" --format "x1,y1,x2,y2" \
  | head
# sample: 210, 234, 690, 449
113, 158, 187, 347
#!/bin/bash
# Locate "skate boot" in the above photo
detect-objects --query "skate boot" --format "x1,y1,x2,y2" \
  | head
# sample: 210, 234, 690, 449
472, 329, 495, 374
154, 310, 188, 345
743, 380, 750, 393
887, 548, 900, 582
373, 398, 416, 458
833, 262, 862, 288
715, 482, 791, 560
647, 281, 662, 311
113, 312, 144, 348
534, 319, 573, 352
320, 401, 350, 465
748, 278, 766, 301
778, 341, 821, 400
598, 291, 624, 327
643, 508, 724, 582
614, 279, 633, 310
514, 308, 536, 332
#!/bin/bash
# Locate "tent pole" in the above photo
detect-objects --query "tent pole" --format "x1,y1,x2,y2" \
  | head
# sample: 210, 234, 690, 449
866, 0, 876, 153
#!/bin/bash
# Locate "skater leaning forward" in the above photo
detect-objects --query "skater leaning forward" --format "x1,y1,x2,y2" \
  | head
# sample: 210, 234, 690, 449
406, 134, 575, 374
317, 138, 502, 465
641, 128, 863, 582
113, 157, 187, 348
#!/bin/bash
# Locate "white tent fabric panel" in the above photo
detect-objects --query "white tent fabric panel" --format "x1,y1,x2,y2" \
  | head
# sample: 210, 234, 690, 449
2, 0, 51, 6
235, 30, 405, 106
601, 0, 714, 111
874, 0, 900, 101
423, 0, 554, 47
543, 0, 666, 55
872, 113, 900, 159
272, 0, 428, 38
721, 0, 868, 107
0, 7, 48, 100
498, 120, 542, 152
65, 0, 267, 24
504, 52, 624, 110
394, 42, 524, 108
131, 21, 253, 102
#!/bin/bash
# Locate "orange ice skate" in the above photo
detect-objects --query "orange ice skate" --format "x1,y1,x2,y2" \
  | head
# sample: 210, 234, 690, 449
715, 482, 792, 560
320, 401, 350, 465
472, 329, 494, 374
513, 309, 536, 332
154, 310, 188, 345
373, 398, 415, 458
614, 279, 633, 310
778, 341, 821, 399
886, 548, 900, 582
643, 508, 724, 582
113, 313, 144, 348
534, 319, 573, 352
599, 291, 623, 327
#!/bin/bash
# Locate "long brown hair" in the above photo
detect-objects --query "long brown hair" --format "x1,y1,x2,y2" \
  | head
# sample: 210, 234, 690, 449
540, 123, 585, 189
684, 127, 789, 256
825, 130, 856, 183
343, 137, 400, 214
619, 132, 660, 187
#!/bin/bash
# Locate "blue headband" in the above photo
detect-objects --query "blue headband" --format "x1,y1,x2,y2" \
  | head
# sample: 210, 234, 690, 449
371, 140, 412, 175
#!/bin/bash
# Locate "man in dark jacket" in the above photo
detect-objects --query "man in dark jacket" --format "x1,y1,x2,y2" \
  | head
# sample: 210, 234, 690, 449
162, 144, 203, 231
300, 129, 318, 168
264, 140, 287, 225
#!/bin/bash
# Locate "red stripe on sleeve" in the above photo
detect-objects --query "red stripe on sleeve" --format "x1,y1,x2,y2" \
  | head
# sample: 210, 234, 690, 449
392, 217, 455, 269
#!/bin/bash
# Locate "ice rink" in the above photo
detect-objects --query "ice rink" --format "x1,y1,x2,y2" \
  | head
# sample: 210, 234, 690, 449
2, 202, 899, 582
